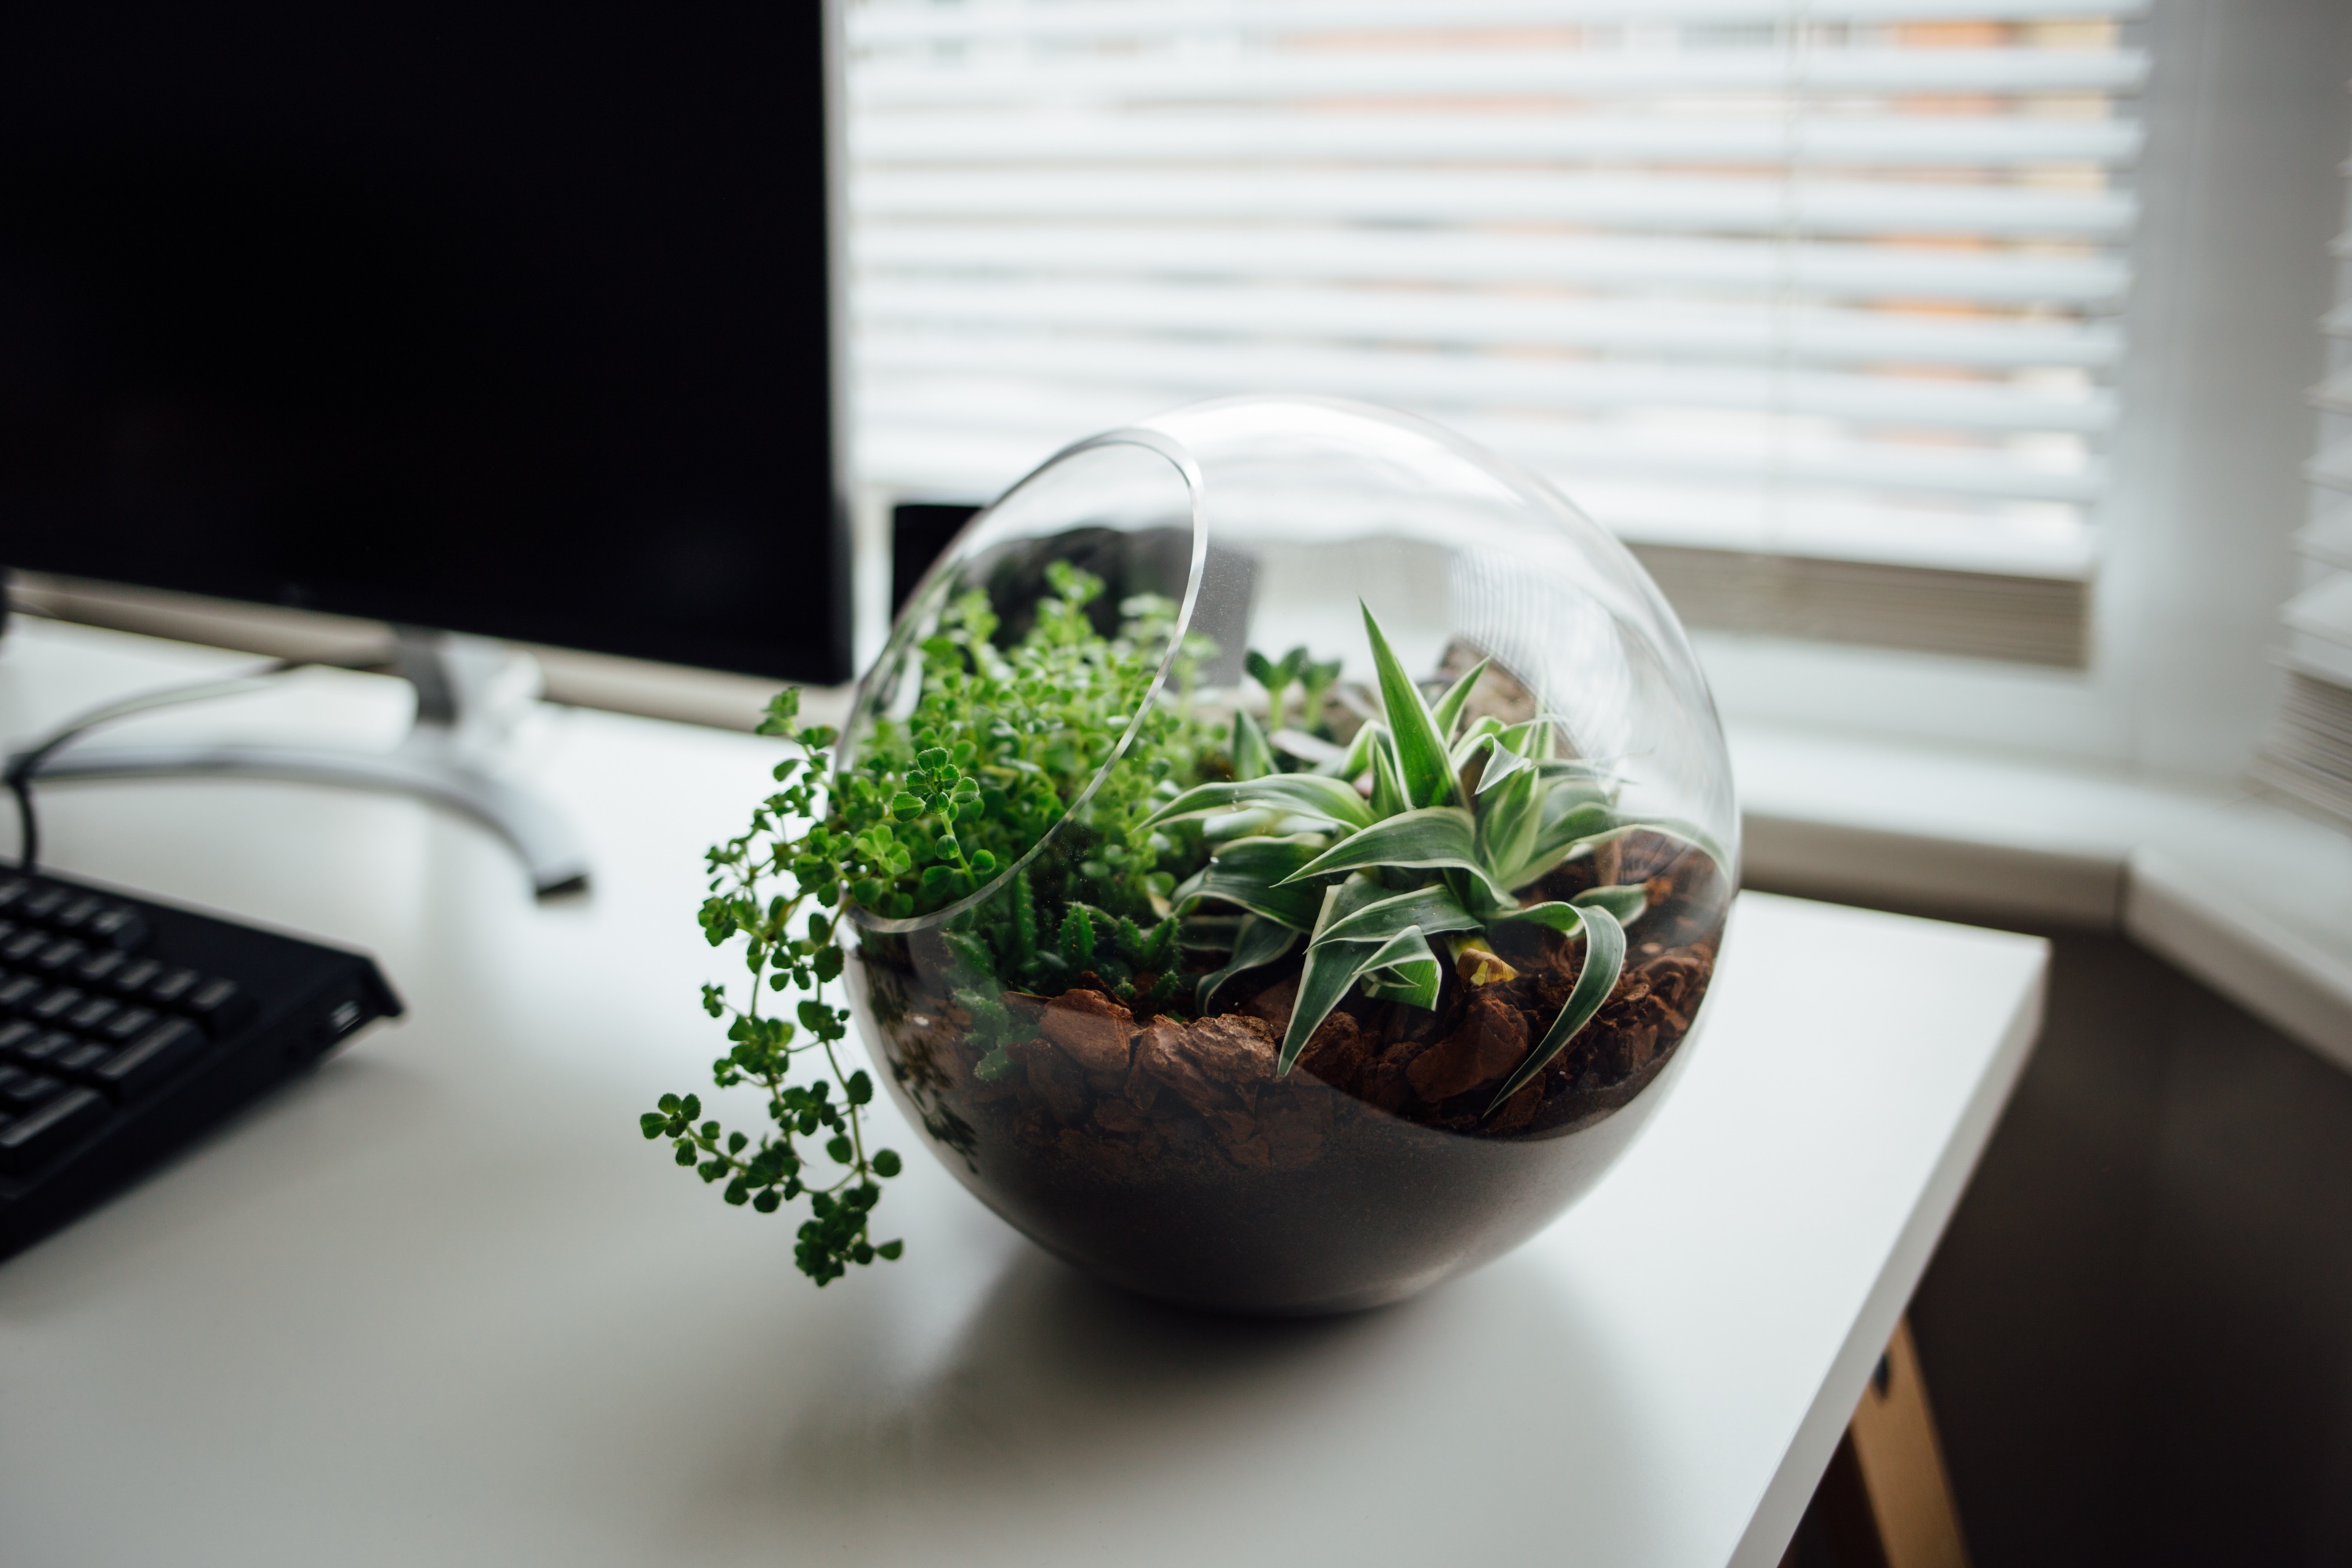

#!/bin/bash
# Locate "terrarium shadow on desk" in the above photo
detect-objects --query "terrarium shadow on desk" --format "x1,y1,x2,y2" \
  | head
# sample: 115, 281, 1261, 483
746, 1243, 1667, 1553
838, 398, 1738, 1316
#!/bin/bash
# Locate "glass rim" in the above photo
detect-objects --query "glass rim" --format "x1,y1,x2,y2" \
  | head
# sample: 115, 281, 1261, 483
838, 423, 1208, 936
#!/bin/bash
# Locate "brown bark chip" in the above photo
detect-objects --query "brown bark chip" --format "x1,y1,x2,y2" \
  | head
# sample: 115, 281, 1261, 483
1185, 1014, 1280, 1085
1241, 973, 1298, 1027
1137, 1016, 1232, 1114
1295, 1011, 1375, 1095
1040, 989, 1136, 1074
1407, 989, 1533, 1102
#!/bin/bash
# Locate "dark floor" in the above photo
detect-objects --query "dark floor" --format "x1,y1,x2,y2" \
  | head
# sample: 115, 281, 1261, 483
1762, 902, 2352, 1566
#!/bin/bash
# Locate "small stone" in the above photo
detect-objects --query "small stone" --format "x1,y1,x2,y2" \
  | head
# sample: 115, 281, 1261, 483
1186, 1014, 1279, 1085
1407, 989, 1531, 1102
1241, 973, 1298, 1027
1137, 1015, 1231, 1113
1295, 1011, 1374, 1094
1040, 989, 1135, 1074
1486, 1078, 1543, 1133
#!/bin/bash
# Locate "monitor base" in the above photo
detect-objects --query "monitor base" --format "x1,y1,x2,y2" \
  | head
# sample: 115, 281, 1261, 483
20, 630, 591, 897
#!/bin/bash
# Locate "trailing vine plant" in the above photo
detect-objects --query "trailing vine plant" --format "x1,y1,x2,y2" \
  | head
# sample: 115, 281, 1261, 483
641, 689, 905, 1285
643, 563, 1220, 1285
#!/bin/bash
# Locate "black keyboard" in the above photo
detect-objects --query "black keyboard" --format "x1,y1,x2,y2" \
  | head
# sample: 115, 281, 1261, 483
0, 868, 401, 1261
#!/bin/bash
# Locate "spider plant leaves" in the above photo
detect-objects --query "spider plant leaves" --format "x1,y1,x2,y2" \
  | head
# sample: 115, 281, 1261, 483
1610, 816, 1737, 880
1485, 902, 1628, 1116
1369, 728, 1410, 819
1324, 719, 1388, 781
1196, 913, 1302, 1011
1312, 882, 1482, 947
1571, 883, 1650, 924
1277, 806, 1515, 908
1490, 900, 1587, 935
1356, 926, 1442, 1010
1450, 714, 1504, 770
1505, 799, 1617, 889
1269, 728, 1345, 768
1279, 920, 1443, 1073
1143, 774, 1376, 832
1282, 934, 1371, 1072
1428, 655, 1492, 741
1537, 816, 1735, 888
1475, 765, 1544, 879
1171, 834, 1327, 929
1360, 602, 1456, 810
1490, 883, 1650, 937
1230, 706, 1275, 782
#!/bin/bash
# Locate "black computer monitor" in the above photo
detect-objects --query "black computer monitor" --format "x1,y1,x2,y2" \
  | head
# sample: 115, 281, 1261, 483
0, 2, 848, 683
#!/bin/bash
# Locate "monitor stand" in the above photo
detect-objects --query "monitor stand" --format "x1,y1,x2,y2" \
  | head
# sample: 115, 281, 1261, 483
20, 629, 591, 897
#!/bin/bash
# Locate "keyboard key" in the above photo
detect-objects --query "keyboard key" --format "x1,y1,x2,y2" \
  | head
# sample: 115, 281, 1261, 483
72, 949, 126, 987
33, 939, 85, 974
93, 1019, 206, 1101
0, 1019, 33, 1058
84, 906, 150, 952
53, 896, 103, 932
54, 1040, 111, 1079
0, 877, 24, 913
0, 975, 42, 1014
185, 978, 254, 1035
100, 1007, 157, 1045
27, 987, 82, 1023
147, 967, 200, 1007
19, 887, 67, 923
0, 1067, 67, 1113
14, 1030, 75, 1067
1, 930, 46, 964
110, 958, 162, 996
67, 996, 120, 1034
0, 1087, 107, 1171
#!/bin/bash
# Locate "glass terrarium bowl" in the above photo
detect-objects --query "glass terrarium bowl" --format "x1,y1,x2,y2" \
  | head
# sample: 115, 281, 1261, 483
841, 396, 1737, 1316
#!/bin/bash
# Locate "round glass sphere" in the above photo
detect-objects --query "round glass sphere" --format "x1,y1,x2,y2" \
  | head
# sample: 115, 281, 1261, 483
841, 396, 1737, 1315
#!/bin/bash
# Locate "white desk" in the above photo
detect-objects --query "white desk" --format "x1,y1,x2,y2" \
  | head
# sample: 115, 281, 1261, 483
0, 619, 2045, 1568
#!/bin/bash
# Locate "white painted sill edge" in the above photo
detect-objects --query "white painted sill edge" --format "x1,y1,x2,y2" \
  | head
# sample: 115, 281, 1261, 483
1731, 722, 2352, 1080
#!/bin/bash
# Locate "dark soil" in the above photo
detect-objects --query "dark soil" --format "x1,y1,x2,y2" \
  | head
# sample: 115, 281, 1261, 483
863, 831, 1729, 1174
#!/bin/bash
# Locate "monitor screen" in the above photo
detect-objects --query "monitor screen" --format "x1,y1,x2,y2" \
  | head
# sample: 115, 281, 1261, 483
0, 2, 846, 682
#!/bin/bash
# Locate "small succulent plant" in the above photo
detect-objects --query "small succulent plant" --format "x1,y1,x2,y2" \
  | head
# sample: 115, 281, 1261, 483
1147, 604, 1723, 1116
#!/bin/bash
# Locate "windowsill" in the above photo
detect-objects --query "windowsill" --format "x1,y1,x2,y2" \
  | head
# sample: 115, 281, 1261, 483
1733, 721, 2352, 1078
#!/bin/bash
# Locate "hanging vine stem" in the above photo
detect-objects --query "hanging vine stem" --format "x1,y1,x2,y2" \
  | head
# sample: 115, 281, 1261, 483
641, 689, 904, 1285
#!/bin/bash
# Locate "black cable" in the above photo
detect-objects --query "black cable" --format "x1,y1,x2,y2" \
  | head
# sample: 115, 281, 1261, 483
3, 659, 337, 873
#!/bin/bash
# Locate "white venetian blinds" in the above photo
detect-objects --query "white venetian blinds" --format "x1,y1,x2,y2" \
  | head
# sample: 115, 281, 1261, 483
843, 1, 2146, 665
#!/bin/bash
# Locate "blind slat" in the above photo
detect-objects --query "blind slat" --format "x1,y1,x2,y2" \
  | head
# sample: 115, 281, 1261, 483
856, 49, 2149, 107
854, 110, 2142, 168
858, 331, 2114, 431
858, 278, 2123, 367
855, 222, 2129, 305
859, 397, 2102, 502
861, 425, 2098, 580
859, 169, 2134, 238
851, 0, 2146, 45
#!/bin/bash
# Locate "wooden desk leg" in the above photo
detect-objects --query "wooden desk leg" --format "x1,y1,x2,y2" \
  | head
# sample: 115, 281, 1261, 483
1817, 1316, 1973, 1568
1780, 1317, 1971, 1568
